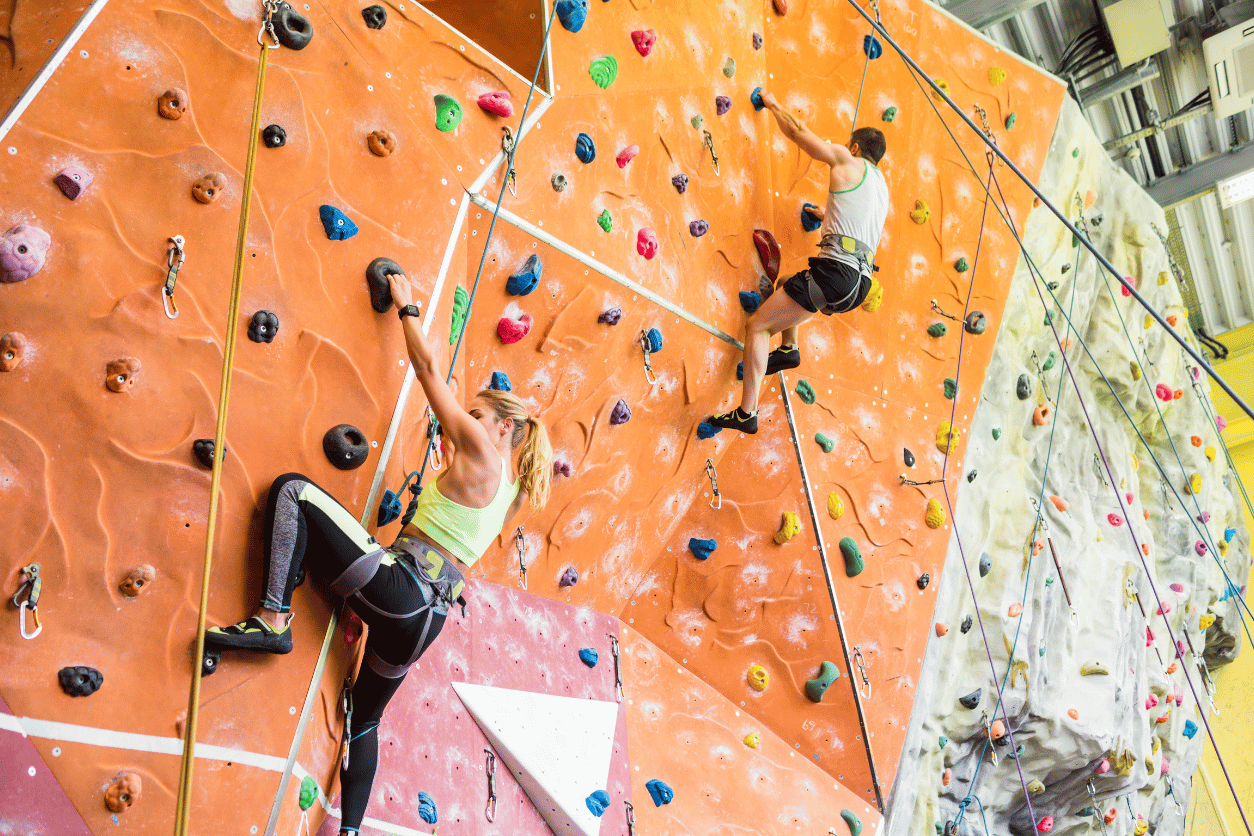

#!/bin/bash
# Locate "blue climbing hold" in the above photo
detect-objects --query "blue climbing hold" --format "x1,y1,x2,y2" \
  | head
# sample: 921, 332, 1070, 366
750, 86, 765, 111
579, 647, 599, 667
1183, 719, 1198, 739
1225, 527, 1236, 543
739, 291, 762, 313
644, 327, 663, 353
697, 421, 722, 439
801, 203, 822, 232
863, 34, 882, 59
319, 205, 358, 240
585, 789, 611, 817
575, 132, 596, 163
417, 791, 438, 824
646, 779, 673, 807
377, 489, 402, 526
688, 537, 717, 560
506, 253, 542, 296
489, 371, 512, 391
555, 0, 588, 32
737, 361, 743, 380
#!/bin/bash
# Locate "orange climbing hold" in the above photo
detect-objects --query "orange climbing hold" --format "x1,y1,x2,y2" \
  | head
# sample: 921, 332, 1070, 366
1033, 540, 1043, 555
1191, 435, 1203, 447
1033, 404, 1051, 425
772, 0, 787, 15
1084, 190, 1096, 208
1068, 708, 1079, 720
1008, 602, 1023, 617
1166, 314, 1178, 326
1048, 495, 1068, 512
935, 622, 948, 637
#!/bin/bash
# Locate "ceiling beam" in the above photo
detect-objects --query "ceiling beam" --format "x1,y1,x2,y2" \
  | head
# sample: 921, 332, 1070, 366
1076, 60, 1160, 109
942, 0, 1047, 31
1147, 141, 1254, 207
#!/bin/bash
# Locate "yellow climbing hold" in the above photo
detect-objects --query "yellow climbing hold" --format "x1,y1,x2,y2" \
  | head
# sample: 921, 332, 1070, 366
1130, 361, 1141, 381
1027, 779, 1045, 794
1158, 270, 1169, 286
935, 421, 959, 455
989, 67, 1007, 86
1187, 473, 1202, 494
861, 277, 883, 312
1134, 818, 1149, 835
1081, 660, 1110, 676
1199, 612, 1216, 629
774, 511, 800, 544
1219, 539, 1229, 556
747, 665, 769, 692
1130, 453, 1140, 470
1206, 445, 1216, 462
743, 732, 761, 748
924, 498, 946, 529
909, 199, 929, 224
1145, 314, 1154, 329
827, 492, 845, 520
932, 79, 951, 100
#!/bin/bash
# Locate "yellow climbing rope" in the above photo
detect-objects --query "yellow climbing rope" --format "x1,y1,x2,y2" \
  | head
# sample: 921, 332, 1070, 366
171, 23, 274, 836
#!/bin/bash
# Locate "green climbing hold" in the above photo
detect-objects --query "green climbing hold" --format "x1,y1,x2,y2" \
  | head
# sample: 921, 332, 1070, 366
1038, 645, 1046, 656
433, 93, 463, 132
597, 209, 612, 233
1042, 351, 1057, 371
927, 322, 947, 337
1078, 806, 1095, 818
722, 56, 736, 77
299, 775, 318, 811
795, 380, 815, 404
589, 55, 618, 88
814, 432, 834, 453
882, 106, 898, 122
1071, 147, 1079, 158
1043, 311, 1052, 325
839, 537, 863, 577
938, 735, 948, 748
1004, 112, 1017, 130
841, 808, 864, 836
691, 114, 704, 130
449, 286, 469, 345
943, 378, 956, 399
992, 428, 1001, 440
954, 257, 969, 272
804, 660, 840, 702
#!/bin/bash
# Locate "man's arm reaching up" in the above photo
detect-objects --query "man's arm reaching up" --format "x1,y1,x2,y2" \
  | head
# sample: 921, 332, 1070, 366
759, 90, 853, 170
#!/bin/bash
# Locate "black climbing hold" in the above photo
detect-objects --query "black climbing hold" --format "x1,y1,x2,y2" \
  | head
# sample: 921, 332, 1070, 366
960, 615, 972, 633
323, 424, 369, 470
964, 311, 987, 335
671, 173, 688, 194
192, 438, 226, 469
202, 648, 220, 677
262, 124, 287, 148
917, 573, 930, 590
967, 469, 977, 482
272, 2, 314, 50
366, 257, 402, 313
958, 688, 981, 709
248, 310, 279, 343
1016, 374, 1031, 400
58, 666, 103, 697
979, 552, 991, 577
361, 4, 386, 28
903, 448, 915, 467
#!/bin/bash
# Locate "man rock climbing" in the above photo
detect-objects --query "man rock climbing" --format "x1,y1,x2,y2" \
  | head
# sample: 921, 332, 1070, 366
708, 90, 889, 434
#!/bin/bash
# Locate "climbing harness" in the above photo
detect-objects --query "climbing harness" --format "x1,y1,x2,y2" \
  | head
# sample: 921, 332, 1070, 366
625, 800, 636, 836
639, 330, 658, 386
609, 633, 623, 702
500, 127, 517, 198
851, 646, 871, 699
163, 235, 185, 320
701, 130, 719, 176
515, 526, 527, 590
484, 749, 498, 822
11, 562, 41, 639
704, 459, 721, 510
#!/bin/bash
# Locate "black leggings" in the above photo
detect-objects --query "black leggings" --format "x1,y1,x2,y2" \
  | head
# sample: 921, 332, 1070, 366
263, 473, 448, 834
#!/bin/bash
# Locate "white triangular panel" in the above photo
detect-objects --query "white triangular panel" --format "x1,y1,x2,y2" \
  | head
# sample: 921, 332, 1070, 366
451, 682, 619, 836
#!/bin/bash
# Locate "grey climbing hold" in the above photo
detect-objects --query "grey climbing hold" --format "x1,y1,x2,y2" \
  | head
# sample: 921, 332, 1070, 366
273, 2, 313, 50
575, 132, 596, 163
58, 666, 103, 697
598, 307, 622, 325
262, 124, 287, 148
839, 537, 864, 577
671, 173, 688, 193
507, 254, 542, 296
917, 573, 930, 590
559, 566, 579, 587
967, 469, 977, 482
489, 371, 511, 391
689, 219, 709, 237
979, 552, 991, 577
646, 779, 673, 806
610, 399, 632, 425
248, 310, 279, 343
192, 439, 225, 469
964, 311, 987, 334
585, 790, 611, 817
903, 448, 915, 467
959, 688, 981, 709
361, 4, 386, 28
715, 95, 732, 115
688, 537, 717, 560
1016, 374, 1031, 400
366, 257, 402, 313
551, 173, 568, 191
323, 424, 369, 470
960, 615, 972, 633
804, 661, 840, 702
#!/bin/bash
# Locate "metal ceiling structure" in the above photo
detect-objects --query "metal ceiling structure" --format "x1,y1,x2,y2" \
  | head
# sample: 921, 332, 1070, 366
934, 0, 1254, 351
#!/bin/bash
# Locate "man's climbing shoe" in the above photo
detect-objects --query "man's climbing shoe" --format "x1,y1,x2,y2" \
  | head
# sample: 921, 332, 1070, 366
205, 616, 293, 654
708, 408, 758, 434
766, 345, 801, 374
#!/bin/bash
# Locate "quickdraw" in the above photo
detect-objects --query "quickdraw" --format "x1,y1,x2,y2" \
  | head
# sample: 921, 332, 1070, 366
501, 126, 517, 198
257, 0, 281, 48
929, 299, 958, 321
1085, 779, 1109, 836
515, 526, 528, 590
484, 749, 498, 822
981, 712, 998, 767
702, 129, 720, 176
852, 646, 871, 699
609, 633, 624, 702
1093, 453, 1109, 488
338, 677, 354, 771
704, 458, 722, 510
163, 235, 186, 320
625, 800, 636, 836
11, 562, 41, 639
427, 410, 444, 472
639, 330, 658, 385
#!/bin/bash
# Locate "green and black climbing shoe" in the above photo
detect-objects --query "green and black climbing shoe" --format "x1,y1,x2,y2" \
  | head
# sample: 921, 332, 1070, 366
708, 408, 758, 434
205, 616, 293, 654
766, 345, 801, 374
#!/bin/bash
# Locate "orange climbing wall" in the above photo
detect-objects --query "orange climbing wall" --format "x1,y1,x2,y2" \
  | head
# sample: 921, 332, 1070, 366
0, 0, 1063, 831
0, 0, 95, 118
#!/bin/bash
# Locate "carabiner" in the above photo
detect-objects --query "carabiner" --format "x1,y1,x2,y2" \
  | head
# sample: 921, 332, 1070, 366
625, 800, 636, 836
640, 331, 658, 386
257, 0, 281, 48
339, 676, 354, 770
852, 646, 871, 699
609, 633, 623, 702
484, 749, 498, 822
164, 235, 185, 320
515, 526, 528, 590
12, 563, 41, 640
426, 411, 444, 472
705, 459, 721, 510
501, 127, 517, 197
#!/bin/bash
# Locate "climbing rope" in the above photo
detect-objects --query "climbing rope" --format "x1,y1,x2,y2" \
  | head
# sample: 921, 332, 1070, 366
172, 9, 277, 835
849, 0, 882, 127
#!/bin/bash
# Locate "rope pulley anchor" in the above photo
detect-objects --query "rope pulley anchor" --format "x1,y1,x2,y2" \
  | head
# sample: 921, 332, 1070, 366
702, 129, 720, 176
11, 562, 41, 639
515, 526, 527, 590
852, 645, 871, 699
163, 235, 186, 320
609, 633, 623, 702
501, 126, 517, 197
639, 330, 658, 385
484, 748, 498, 822
704, 458, 722, 510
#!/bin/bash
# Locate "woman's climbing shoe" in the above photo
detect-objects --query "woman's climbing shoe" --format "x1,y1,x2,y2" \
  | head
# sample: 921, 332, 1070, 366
205, 616, 293, 654
766, 345, 801, 373
708, 408, 757, 434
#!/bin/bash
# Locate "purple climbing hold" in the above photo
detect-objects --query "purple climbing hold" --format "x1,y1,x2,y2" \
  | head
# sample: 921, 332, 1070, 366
54, 167, 93, 200
598, 307, 622, 325
553, 458, 573, 477
559, 566, 580, 587
0, 224, 51, 283
739, 291, 761, 313
697, 421, 722, 439
689, 219, 709, 237
671, 173, 689, 194
752, 32, 763, 49
610, 399, 631, 425
715, 95, 732, 116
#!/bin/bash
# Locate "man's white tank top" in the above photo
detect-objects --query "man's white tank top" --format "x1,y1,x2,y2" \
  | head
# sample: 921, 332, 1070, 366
818, 159, 889, 272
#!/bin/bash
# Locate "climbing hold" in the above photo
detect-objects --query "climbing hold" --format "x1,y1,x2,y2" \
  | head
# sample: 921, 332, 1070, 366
1195, 540, 1208, 556
506, 254, 542, 296
723, 56, 736, 77
559, 566, 580, 587
361, 4, 386, 28
842, 809, 863, 836
1016, 374, 1031, 400
992, 428, 1001, 440
772, 0, 787, 14
793, 380, 816, 404
323, 424, 369, 470
739, 290, 761, 312
935, 421, 959, 454
909, 199, 929, 224
596, 209, 613, 233
1187, 473, 1201, 494
753, 229, 781, 280
449, 286, 469, 344
689, 219, 709, 237
589, 55, 618, 88
319, 205, 358, 240
598, 307, 622, 325
555, 0, 588, 32
1081, 660, 1110, 676
751, 86, 765, 112
801, 202, 821, 231
1107, 513, 1123, 527
550, 173, 567, 191
579, 648, 598, 667
417, 791, 437, 824
54, 166, 93, 200
917, 574, 930, 590
248, 310, 280, 343
989, 67, 1007, 86
882, 106, 898, 122
0, 332, 26, 371
688, 537, 717, 561
827, 492, 844, 520
59, 666, 103, 697
1094, 758, 1110, 775
863, 34, 882, 59
958, 688, 981, 709
1008, 602, 1023, 617
691, 115, 703, 130
489, 371, 512, 391
631, 29, 657, 56
1183, 719, 1198, 738
1004, 112, 1017, 130
715, 95, 732, 115
1191, 434, 1203, 447
1027, 779, 1045, 794
272, 2, 313, 50
747, 665, 769, 691
1036, 816, 1054, 833
104, 771, 142, 814
927, 322, 947, 338
1048, 495, 1068, 512
553, 459, 573, 478
497, 311, 533, 344
943, 378, 956, 399
774, 512, 801, 545
744, 732, 760, 748
942, 769, 952, 786
262, 124, 287, 148
1218, 415, 1228, 430
671, 173, 689, 193
610, 398, 631, 425
433, 94, 463, 132
938, 736, 948, 749
933, 79, 951, 99
954, 257, 969, 272
935, 622, 948, 637
839, 537, 864, 577
117, 563, 156, 598
960, 615, 972, 633
646, 779, 674, 807
477, 90, 513, 118
105, 358, 141, 393
191, 172, 227, 205
636, 228, 658, 259
585, 789, 611, 817
298, 775, 318, 811
1032, 404, 1051, 425
364, 257, 403, 313
1225, 527, 1236, 542
862, 277, 884, 312
1155, 383, 1172, 401
924, 498, 946, 529
192, 439, 224, 469
814, 432, 834, 453
367, 129, 396, 156
964, 311, 987, 334
752, 32, 763, 49
1041, 351, 1057, 371
157, 88, 188, 120
643, 327, 663, 353
616, 144, 640, 168
988, 718, 1006, 741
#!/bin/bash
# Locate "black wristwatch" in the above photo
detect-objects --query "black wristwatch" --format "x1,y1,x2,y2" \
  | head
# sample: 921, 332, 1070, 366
397, 304, 421, 320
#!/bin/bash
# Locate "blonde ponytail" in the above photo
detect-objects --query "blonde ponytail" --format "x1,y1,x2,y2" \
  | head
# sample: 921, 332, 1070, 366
474, 389, 551, 510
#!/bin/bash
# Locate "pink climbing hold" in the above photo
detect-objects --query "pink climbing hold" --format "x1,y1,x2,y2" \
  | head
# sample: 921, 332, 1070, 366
1197, 511, 1211, 522
1156, 602, 1171, 615
1107, 513, 1123, 527
616, 144, 639, 168
1173, 685, 1183, 705
1155, 383, 1172, 401
1169, 582, 1184, 594
637, 228, 658, 259
1161, 757, 1170, 775
477, 90, 513, 117
1125, 492, 1133, 503
553, 458, 572, 477
1146, 627, 1153, 646
1146, 694, 1158, 709
1121, 282, 1131, 297
497, 311, 533, 344
1095, 758, 1110, 775
1195, 540, 1207, 556
631, 29, 657, 56
54, 167, 93, 200
1217, 415, 1227, 431
0, 224, 51, 283
1037, 816, 1054, 833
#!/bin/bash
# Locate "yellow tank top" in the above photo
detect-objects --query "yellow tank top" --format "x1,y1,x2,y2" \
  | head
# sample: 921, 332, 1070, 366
409, 455, 519, 567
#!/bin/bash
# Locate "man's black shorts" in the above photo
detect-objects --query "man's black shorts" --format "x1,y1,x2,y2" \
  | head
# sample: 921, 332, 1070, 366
782, 257, 872, 315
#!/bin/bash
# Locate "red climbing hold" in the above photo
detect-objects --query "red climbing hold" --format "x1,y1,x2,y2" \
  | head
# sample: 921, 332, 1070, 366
477, 90, 513, 117
1107, 513, 1123, 527
498, 312, 533, 344
637, 228, 658, 260
616, 144, 639, 168
772, 0, 787, 15
753, 229, 781, 281
631, 29, 657, 57
1155, 383, 1172, 401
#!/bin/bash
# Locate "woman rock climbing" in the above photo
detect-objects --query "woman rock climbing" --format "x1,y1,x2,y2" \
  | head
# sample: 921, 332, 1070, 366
205, 271, 551, 835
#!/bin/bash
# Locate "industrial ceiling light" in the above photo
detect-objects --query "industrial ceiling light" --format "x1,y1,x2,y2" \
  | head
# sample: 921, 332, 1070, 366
1216, 167, 1254, 208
